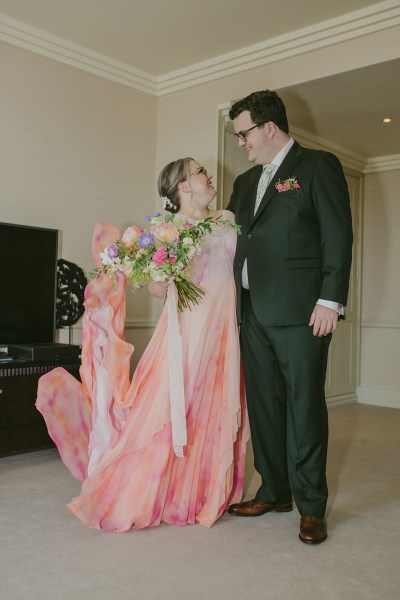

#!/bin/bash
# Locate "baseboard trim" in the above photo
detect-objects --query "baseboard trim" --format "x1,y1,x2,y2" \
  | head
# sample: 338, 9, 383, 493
327, 393, 357, 408
356, 386, 400, 409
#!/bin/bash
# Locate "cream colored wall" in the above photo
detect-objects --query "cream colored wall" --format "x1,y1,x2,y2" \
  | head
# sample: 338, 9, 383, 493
358, 169, 400, 408
0, 41, 157, 364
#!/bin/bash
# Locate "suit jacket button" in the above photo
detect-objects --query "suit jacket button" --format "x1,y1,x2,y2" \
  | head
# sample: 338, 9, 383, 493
238, 262, 243, 268
247, 234, 252, 240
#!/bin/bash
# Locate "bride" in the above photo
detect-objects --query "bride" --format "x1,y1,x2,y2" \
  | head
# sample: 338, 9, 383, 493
36, 157, 249, 531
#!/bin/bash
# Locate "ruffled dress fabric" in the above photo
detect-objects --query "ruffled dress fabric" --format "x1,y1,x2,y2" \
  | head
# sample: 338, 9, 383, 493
36, 213, 249, 531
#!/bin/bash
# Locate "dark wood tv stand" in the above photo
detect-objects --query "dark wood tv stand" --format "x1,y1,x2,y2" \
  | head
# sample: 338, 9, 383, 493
0, 358, 81, 457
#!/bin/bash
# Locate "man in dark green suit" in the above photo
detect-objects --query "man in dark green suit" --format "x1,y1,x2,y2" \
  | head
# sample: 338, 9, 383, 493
226, 90, 353, 544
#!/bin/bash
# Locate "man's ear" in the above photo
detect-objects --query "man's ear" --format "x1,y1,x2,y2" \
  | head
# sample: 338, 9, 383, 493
265, 122, 277, 137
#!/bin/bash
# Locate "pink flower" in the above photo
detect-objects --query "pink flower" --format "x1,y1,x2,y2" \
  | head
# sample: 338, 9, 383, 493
122, 225, 141, 247
152, 247, 168, 266
150, 222, 179, 243
275, 177, 301, 193
182, 223, 194, 229
169, 256, 177, 264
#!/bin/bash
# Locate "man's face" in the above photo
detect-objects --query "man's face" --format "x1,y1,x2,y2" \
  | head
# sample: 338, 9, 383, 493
233, 110, 271, 165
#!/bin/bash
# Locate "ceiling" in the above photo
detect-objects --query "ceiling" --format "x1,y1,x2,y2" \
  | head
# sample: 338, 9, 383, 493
279, 58, 400, 158
0, 0, 398, 159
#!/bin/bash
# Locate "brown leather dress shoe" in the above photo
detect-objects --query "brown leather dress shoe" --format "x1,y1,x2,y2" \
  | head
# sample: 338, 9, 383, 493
299, 516, 327, 544
228, 498, 293, 517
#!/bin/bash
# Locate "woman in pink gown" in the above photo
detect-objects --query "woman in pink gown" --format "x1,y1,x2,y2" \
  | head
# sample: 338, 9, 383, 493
36, 157, 249, 531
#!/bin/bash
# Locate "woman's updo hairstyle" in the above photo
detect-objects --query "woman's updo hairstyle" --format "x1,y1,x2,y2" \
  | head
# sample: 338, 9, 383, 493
157, 157, 193, 213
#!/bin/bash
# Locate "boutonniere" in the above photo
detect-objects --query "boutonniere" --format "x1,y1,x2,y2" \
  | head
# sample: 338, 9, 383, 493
275, 177, 300, 193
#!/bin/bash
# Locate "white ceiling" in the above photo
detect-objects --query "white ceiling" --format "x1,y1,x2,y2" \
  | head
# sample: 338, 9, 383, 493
0, 0, 398, 158
0, 0, 381, 74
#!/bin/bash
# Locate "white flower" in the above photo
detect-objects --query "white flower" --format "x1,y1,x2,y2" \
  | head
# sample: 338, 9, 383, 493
186, 247, 196, 260
172, 214, 188, 227
150, 216, 164, 225
100, 248, 121, 268
182, 237, 193, 248
119, 256, 133, 274
150, 270, 168, 282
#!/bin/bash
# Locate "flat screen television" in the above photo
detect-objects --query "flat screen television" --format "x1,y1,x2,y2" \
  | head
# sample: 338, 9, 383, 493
0, 222, 58, 345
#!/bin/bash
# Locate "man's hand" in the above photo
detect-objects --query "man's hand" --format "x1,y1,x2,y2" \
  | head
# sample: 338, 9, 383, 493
148, 281, 169, 299
309, 304, 339, 337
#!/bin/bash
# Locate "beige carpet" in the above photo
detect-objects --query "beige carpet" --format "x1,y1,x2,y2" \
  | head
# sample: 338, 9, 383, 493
1, 403, 399, 600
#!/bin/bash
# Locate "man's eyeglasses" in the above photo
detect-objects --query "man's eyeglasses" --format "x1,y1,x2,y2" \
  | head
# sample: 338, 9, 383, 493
191, 166, 208, 177
234, 122, 267, 143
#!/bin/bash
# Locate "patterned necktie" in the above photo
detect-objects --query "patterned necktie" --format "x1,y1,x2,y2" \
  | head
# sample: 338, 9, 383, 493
254, 163, 274, 215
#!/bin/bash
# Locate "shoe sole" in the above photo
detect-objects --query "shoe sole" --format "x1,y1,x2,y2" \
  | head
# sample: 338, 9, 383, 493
228, 505, 293, 517
299, 533, 328, 544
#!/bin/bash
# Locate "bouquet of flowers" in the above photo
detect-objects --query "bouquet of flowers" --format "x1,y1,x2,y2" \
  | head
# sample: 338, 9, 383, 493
93, 213, 240, 311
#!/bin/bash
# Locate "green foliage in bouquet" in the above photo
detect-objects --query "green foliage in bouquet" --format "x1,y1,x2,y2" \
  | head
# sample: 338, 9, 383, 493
92, 214, 240, 311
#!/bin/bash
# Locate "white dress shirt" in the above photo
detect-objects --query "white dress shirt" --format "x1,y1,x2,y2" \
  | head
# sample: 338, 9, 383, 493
242, 138, 343, 315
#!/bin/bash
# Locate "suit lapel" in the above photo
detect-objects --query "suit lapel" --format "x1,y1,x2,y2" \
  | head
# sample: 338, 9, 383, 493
251, 141, 303, 225
243, 167, 262, 223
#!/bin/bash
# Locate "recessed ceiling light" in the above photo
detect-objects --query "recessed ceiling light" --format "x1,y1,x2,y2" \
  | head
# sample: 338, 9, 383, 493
382, 117, 392, 123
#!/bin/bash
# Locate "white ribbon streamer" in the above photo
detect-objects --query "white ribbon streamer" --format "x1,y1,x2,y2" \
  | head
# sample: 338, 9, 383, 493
166, 283, 187, 457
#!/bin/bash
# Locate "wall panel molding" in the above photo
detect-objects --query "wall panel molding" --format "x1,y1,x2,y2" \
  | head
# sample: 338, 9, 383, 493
71, 319, 157, 331
361, 321, 400, 329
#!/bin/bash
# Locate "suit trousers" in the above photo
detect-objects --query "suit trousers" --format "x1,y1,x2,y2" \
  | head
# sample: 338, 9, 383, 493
240, 290, 331, 517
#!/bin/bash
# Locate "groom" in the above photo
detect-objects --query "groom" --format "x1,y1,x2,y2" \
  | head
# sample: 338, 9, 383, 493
226, 90, 353, 544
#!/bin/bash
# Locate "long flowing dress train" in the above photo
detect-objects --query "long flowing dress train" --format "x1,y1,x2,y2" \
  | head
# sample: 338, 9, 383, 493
36, 211, 249, 531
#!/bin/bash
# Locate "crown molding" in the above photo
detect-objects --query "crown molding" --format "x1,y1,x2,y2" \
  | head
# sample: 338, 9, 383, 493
289, 126, 367, 173
1, 1, 400, 97
0, 14, 157, 95
364, 154, 400, 173
157, 0, 400, 95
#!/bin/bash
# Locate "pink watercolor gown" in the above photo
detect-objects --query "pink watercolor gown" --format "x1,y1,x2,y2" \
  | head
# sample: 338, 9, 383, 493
36, 210, 249, 531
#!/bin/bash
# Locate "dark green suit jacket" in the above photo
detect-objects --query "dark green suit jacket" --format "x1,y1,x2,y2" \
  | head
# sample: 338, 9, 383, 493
227, 141, 353, 326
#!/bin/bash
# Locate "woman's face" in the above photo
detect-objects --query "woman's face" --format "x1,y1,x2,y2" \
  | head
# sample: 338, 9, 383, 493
188, 160, 217, 203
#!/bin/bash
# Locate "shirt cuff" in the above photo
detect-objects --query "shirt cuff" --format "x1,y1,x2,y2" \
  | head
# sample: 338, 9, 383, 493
241, 258, 249, 289
317, 299, 344, 315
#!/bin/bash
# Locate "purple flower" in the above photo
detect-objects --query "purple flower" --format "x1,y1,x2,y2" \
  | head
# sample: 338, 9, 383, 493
107, 244, 119, 258
139, 232, 155, 248
144, 212, 161, 221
